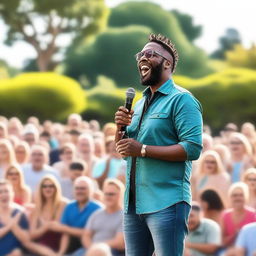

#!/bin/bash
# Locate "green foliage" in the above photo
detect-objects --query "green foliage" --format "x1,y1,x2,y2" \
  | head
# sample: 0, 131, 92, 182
0, 73, 86, 121
107, 1, 212, 78
82, 76, 142, 123
0, 0, 108, 71
174, 68, 256, 132
211, 28, 241, 59
65, 26, 152, 89
171, 10, 202, 42
0, 59, 19, 79
226, 44, 256, 69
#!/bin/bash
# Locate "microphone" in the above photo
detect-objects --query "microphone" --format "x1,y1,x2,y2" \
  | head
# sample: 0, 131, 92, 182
121, 87, 136, 138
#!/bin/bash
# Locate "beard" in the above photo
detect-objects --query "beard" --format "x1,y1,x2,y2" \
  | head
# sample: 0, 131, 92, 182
140, 59, 164, 86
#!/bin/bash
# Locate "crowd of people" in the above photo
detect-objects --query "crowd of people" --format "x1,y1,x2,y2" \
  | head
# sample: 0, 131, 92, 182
0, 114, 256, 256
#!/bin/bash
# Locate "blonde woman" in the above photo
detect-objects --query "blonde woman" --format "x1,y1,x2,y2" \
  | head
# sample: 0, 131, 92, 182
5, 164, 31, 206
195, 150, 231, 206
0, 122, 8, 139
30, 175, 67, 252
15, 141, 30, 165
228, 132, 254, 183
243, 168, 256, 209
0, 138, 16, 179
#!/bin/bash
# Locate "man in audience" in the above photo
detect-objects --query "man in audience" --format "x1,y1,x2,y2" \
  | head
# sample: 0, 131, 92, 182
51, 176, 102, 256
22, 123, 39, 146
22, 144, 59, 192
83, 178, 125, 256
61, 161, 88, 200
185, 202, 221, 256
234, 222, 256, 256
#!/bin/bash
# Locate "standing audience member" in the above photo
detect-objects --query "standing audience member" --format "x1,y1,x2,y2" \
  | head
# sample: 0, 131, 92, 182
5, 164, 31, 206
0, 180, 57, 256
83, 179, 125, 256
221, 182, 256, 249
199, 189, 225, 225
54, 177, 101, 256
186, 202, 221, 256
243, 168, 256, 209
228, 132, 253, 183
61, 161, 88, 200
0, 139, 16, 179
22, 145, 59, 193
30, 175, 67, 252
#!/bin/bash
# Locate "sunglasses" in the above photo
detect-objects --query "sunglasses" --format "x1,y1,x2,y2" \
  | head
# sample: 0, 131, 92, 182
42, 184, 55, 189
104, 192, 117, 197
7, 172, 19, 176
204, 160, 216, 164
135, 49, 171, 62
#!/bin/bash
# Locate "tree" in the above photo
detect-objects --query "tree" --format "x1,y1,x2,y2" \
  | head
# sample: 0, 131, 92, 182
226, 44, 256, 70
211, 28, 241, 59
0, 0, 108, 71
171, 10, 202, 42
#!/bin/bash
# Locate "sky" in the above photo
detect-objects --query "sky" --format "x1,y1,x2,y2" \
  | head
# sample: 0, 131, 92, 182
1, 0, 256, 68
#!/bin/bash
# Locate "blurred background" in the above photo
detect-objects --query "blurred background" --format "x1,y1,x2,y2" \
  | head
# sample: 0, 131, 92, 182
0, 0, 256, 133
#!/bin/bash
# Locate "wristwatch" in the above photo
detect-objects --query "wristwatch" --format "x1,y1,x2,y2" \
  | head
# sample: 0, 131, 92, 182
141, 144, 147, 157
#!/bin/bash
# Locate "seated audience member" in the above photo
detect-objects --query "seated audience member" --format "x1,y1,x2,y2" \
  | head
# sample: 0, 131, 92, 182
221, 182, 256, 249
83, 178, 125, 256
195, 150, 231, 206
199, 189, 225, 225
228, 132, 253, 183
22, 145, 59, 193
15, 141, 30, 165
186, 202, 221, 256
0, 179, 57, 256
61, 161, 88, 200
5, 164, 31, 206
30, 175, 67, 252
235, 222, 256, 256
53, 176, 102, 256
0, 138, 16, 179
86, 243, 113, 256
93, 137, 126, 188
243, 168, 256, 209
53, 143, 76, 178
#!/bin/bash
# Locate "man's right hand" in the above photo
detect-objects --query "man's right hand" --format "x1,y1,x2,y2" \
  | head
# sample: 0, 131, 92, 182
114, 106, 134, 129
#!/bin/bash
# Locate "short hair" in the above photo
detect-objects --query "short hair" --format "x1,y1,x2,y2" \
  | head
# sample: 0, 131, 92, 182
69, 161, 87, 171
148, 33, 179, 73
200, 189, 224, 211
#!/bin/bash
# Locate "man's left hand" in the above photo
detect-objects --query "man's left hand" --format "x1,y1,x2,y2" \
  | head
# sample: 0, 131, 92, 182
116, 139, 142, 157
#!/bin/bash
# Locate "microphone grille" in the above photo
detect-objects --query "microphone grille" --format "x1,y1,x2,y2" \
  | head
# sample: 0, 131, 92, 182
126, 87, 136, 99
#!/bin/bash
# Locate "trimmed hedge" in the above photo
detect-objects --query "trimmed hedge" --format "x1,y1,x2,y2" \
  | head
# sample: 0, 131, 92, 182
0, 73, 86, 121
175, 68, 256, 132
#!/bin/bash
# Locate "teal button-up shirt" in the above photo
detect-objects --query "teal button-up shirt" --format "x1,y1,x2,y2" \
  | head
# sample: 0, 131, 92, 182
125, 79, 203, 214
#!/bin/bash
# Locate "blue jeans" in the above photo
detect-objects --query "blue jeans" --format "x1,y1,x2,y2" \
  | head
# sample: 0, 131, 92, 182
124, 201, 190, 256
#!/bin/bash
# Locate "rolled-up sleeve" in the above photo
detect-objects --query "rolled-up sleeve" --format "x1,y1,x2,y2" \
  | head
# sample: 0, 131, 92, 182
174, 92, 203, 160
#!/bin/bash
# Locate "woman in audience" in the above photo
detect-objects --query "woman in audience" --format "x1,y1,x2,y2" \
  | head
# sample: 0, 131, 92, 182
8, 117, 23, 138
200, 189, 225, 225
0, 122, 8, 139
195, 150, 231, 206
221, 182, 256, 249
15, 141, 30, 165
0, 139, 16, 179
52, 142, 76, 178
213, 144, 232, 170
30, 175, 67, 252
243, 168, 256, 209
5, 164, 31, 206
228, 132, 254, 183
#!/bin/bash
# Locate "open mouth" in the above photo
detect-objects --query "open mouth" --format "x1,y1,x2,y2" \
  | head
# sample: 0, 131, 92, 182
140, 64, 151, 77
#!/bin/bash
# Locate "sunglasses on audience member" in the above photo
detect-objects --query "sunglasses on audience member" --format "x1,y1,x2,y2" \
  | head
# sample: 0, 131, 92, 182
104, 192, 117, 197
42, 184, 55, 189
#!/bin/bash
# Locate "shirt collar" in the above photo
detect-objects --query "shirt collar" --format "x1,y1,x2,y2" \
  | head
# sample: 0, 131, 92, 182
142, 79, 174, 97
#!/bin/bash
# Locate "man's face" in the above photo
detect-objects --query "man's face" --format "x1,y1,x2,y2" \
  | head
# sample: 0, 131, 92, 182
78, 138, 91, 154
103, 184, 121, 209
70, 169, 83, 181
24, 133, 36, 146
188, 210, 201, 231
31, 149, 45, 170
137, 42, 168, 86
74, 180, 90, 203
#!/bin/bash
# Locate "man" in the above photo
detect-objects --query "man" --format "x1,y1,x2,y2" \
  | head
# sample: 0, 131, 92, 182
22, 144, 59, 193
234, 222, 256, 256
83, 178, 125, 256
61, 161, 88, 200
115, 33, 203, 256
52, 176, 102, 256
185, 202, 221, 256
